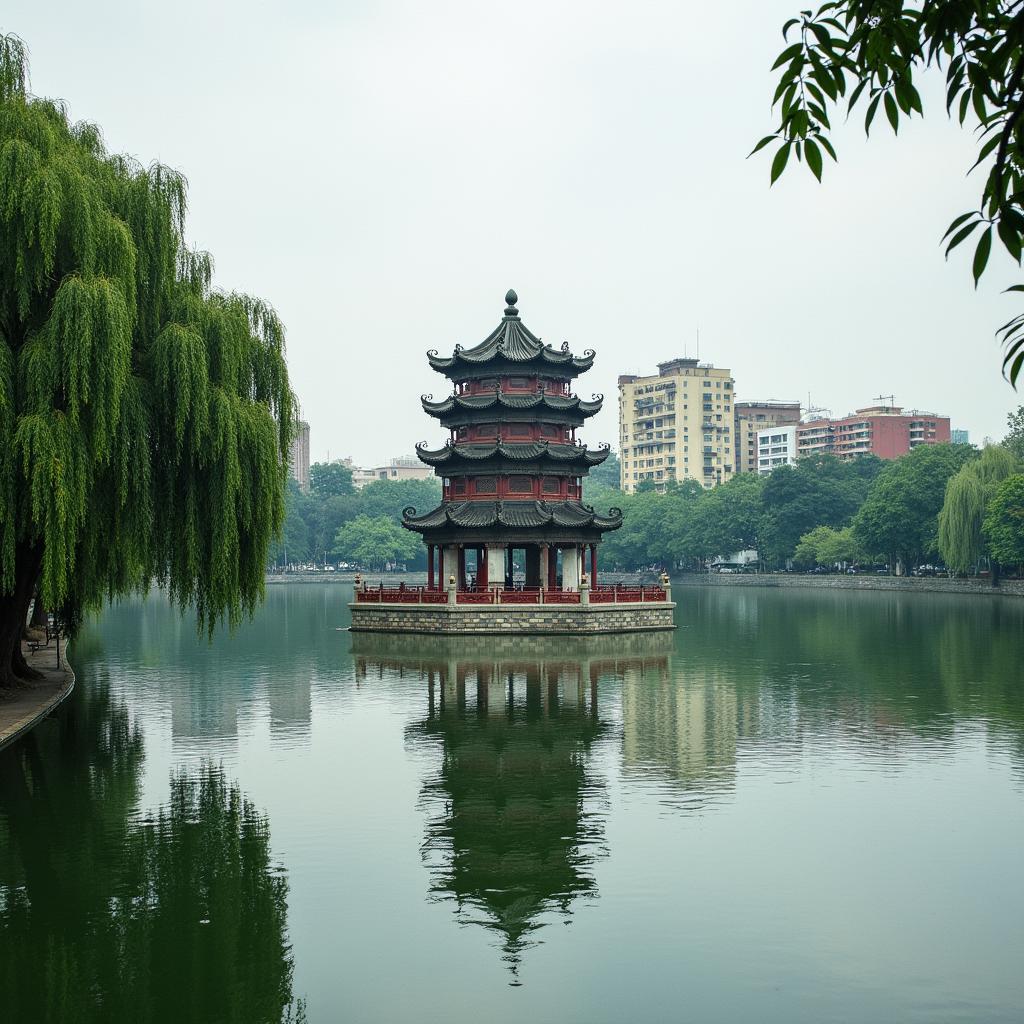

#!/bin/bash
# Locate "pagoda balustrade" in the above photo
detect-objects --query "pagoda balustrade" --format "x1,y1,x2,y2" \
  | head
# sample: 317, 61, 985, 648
443, 477, 582, 501
353, 582, 667, 605
452, 424, 575, 443
456, 377, 572, 397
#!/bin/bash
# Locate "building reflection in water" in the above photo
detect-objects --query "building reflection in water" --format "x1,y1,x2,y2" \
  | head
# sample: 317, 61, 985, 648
0, 671, 304, 1024
353, 633, 671, 978
620, 660, 757, 811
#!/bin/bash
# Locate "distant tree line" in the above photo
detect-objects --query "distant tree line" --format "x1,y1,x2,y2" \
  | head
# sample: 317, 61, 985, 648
270, 463, 439, 571
281, 407, 1024, 576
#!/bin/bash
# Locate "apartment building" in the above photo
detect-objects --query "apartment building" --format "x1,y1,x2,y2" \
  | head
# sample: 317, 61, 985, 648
734, 400, 802, 473
796, 403, 951, 461
618, 358, 735, 493
288, 420, 311, 493
756, 424, 799, 475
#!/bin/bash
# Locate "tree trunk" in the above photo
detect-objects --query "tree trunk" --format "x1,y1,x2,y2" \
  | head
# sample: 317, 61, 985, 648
29, 586, 47, 629
0, 541, 44, 689
991, 560, 1001, 588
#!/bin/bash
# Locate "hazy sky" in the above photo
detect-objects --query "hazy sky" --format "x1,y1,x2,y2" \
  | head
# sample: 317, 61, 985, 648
7, 1, 1021, 463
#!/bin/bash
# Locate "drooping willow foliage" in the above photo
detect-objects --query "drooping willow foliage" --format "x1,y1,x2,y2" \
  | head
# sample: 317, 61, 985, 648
0, 34, 294, 679
938, 444, 1020, 574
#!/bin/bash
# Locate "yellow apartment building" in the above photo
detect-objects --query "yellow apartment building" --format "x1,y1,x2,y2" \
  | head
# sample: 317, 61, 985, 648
618, 358, 736, 493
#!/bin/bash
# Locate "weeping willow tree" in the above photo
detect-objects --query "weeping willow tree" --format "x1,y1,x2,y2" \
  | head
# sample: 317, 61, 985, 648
0, 35, 294, 687
937, 445, 1020, 577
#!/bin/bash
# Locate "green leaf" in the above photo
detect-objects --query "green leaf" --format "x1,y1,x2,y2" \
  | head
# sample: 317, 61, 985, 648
972, 86, 987, 123
884, 92, 899, 134
997, 218, 1022, 263
1004, 337, 1024, 387
805, 138, 823, 181
817, 135, 837, 160
972, 225, 992, 286
808, 102, 831, 129
770, 142, 792, 185
772, 43, 803, 70
967, 133, 1001, 174
944, 220, 981, 257
864, 93, 881, 136
941, 211, 978, 241
782, 18, 800, 39
807, 22, 833, 50
748, 135, 777, 158
958, 89, 971, 126
847, 78, 868, 111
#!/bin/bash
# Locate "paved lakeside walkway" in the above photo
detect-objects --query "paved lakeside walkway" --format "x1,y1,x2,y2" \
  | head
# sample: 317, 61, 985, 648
0, 638, 75, 752
675, 574, 1024, 598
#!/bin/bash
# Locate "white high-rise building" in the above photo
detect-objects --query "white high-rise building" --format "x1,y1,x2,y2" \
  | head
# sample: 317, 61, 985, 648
756, 425, 798, 475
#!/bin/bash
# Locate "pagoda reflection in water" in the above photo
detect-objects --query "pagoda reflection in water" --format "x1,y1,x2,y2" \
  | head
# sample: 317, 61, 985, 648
352, 633, 671, 976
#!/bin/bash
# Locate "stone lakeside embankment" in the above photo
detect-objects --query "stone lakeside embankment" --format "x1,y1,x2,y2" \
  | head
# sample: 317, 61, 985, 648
0, 637, 75, 751
348, 601, 676, 635
673, 574, 1024, 598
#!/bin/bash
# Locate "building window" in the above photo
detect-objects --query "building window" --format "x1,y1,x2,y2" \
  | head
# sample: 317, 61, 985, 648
507, 476, 533, 494
542, 477, 560, 494
475, 476, 497, 494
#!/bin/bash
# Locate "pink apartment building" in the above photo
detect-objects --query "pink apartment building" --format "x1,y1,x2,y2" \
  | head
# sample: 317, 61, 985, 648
797, 404, 951, 461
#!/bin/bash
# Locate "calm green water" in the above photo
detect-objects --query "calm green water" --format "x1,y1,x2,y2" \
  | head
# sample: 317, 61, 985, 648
1, 584, 1023, 1023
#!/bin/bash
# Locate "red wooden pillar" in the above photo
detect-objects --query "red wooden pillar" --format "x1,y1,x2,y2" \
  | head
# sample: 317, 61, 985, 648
548, 546, 558, 590
590, 544, 597, 586
427, 545, 435, 591
457, 546, 466, 591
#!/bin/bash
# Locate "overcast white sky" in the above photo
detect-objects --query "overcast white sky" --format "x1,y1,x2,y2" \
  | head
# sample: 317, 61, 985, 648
7, 1, 1021, 463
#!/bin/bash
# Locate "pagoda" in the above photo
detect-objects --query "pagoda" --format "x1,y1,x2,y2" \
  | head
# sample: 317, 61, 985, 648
402, 289, 622, 591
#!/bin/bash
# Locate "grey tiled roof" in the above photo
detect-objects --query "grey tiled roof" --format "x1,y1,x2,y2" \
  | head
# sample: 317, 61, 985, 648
426, 291, 595, 374
416, 441, 610, 467
402, 500, 623, 533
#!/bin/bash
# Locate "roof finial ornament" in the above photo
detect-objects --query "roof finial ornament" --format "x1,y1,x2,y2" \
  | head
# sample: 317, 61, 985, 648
504, 289, 519, 316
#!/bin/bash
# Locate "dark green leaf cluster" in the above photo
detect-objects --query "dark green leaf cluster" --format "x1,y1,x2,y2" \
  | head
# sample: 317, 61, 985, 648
588, 454, 881, 570
270, 476, 441, 568
854, 441, 978, 566
0, 36, 294, 646
937, 442, 1020, 571
309, 460, 353, 499
982, 472, 1024, 564
757, 3, 1024, 383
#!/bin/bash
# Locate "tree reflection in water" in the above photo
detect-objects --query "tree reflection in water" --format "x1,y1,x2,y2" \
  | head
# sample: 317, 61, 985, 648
354, 633, 672, 979
0, 671, 303, 1024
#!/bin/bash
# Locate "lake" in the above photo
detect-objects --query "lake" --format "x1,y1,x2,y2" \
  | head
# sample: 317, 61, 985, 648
1, 583, 1022, 1023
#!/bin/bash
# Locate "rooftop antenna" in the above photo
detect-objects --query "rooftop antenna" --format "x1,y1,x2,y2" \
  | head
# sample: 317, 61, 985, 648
874, 393, 896, 409
696, 327, 700, 362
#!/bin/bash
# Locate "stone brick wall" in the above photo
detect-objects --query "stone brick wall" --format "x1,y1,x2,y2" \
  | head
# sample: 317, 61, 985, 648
349, 602, 676, 635
673, 575, 1024, 598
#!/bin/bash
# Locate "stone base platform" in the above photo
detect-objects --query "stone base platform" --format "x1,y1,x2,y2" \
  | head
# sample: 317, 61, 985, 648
349, 600, 676, 635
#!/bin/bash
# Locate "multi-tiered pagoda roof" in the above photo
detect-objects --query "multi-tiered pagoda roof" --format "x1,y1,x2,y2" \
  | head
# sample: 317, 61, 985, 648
403, 291, 622, 560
